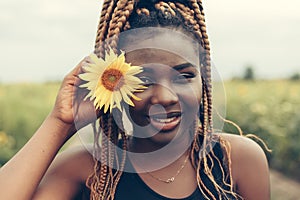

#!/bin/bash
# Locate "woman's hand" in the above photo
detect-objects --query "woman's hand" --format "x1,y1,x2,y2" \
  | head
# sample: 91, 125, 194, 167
50, 56, 99, 137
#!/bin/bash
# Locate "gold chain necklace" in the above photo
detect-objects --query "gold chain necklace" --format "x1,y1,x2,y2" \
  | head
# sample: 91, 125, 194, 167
146, 152, 190, 183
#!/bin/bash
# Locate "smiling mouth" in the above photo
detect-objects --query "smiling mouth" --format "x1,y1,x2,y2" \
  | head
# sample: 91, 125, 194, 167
148, 112, 182, 132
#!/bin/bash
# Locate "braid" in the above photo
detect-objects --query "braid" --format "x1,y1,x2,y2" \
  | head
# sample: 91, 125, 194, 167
155, 2, 176, 17
87, 115, 109, 200
110, 112, 127, 199
188, 0, 213, 132
95, 0, 115, 58
106, 0, 134, 52
88, 0, 242, 199
193, 0, 214, 131
106, 115, 115, 199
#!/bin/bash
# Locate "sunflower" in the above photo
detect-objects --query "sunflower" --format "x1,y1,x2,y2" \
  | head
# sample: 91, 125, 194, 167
79, 49, 146, 114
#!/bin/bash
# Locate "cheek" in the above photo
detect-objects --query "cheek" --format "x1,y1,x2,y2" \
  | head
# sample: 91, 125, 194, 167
131, 89, 152, 110
180, 90, 201, 109
175, 80, 202, 108
128, 89, 152, 124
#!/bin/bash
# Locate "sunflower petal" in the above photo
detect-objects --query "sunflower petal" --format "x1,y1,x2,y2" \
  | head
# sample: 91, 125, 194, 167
120, 89, 134, 107
114, 91, 122, 111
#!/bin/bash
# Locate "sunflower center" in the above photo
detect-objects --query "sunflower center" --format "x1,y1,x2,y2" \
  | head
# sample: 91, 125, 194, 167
101, 69, 124, 91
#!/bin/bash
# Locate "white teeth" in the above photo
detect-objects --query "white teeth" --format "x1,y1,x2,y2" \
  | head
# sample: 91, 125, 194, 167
153, 117, 176, 123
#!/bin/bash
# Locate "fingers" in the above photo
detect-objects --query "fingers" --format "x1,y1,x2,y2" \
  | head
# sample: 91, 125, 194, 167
72, 57, 89, 87
72, 56, 91, 76
68, 55, 94, 77
80, 56, 94, 73
64, 55, 95, 88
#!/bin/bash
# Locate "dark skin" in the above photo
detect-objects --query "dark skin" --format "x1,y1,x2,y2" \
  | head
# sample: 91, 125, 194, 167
0, 33, 270, 200
127, 49, 201, 152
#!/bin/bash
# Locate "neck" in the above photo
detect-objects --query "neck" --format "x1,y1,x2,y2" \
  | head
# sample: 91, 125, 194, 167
129, 137, 167, 153
128, 129, 193, 153
126, 133, 192, 173
128, 141, 191, 175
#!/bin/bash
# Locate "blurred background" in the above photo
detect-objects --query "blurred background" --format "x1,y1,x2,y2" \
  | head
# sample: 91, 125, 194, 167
0, 0, 299, 199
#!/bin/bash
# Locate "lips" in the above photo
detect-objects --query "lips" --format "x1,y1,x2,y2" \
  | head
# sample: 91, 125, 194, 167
148, 112, 182, 132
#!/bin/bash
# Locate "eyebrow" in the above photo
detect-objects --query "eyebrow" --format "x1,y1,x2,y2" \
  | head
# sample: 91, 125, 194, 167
141, 62, 196, 73
172, 63, 196, 71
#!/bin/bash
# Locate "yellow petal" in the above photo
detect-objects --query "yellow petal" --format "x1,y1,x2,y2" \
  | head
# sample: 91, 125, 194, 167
114, 91, 122, 111
79, 73, 99, 81
122, 85, 141, 101
89, 54, 102, 65
126, 66, 143, 76
85, 64, 104, 74
131, 94, 142, 101
101, 90, 112, 111
120, 89, 134, 107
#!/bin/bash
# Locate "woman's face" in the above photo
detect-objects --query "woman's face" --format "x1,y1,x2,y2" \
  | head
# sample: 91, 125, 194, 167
122, 31, 202, 145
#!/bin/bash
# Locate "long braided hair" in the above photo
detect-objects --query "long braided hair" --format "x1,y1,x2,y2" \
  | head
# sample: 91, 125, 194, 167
86, 0, 242, 199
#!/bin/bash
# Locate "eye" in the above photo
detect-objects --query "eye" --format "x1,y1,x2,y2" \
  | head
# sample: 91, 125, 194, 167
139, 76, 155, 86
173, 73, 196, 84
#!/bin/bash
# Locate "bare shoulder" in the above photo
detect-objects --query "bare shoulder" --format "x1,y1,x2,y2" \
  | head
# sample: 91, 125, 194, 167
34, 145, 95, 199
219, 133, 267, 163
219, 133, 270, 200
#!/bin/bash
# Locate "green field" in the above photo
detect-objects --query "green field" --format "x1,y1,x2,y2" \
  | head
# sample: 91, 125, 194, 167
0, 80, 299, 182
223, 80, 300, 181
0, 82, 60, 164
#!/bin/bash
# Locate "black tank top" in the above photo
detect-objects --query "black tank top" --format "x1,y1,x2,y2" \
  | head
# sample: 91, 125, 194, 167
75, 141, 238, 200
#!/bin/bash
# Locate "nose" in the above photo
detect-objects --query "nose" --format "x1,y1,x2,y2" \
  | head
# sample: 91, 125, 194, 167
150, 84, 179, 106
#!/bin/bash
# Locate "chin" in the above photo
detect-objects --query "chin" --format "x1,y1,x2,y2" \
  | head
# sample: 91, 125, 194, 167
148, 129, 178, 146
145, 123, 193, 149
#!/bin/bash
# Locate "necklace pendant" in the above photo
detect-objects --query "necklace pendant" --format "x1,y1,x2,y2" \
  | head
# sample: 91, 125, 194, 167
166, 177, 175, 183
147, 151, 190, 184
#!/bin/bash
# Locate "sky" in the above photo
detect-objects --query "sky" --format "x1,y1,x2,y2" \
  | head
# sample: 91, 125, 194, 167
0, 0, 299, 83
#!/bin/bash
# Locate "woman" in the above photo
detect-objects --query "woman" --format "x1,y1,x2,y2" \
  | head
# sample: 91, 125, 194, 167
0, 0, 270, 199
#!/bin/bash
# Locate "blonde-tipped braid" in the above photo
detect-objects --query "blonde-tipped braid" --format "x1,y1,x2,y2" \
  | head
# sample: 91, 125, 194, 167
95, 0, 115, 58
106, 0, 134, 52
96, 0, 135, 55
87, 113, 128, 200
87, 1, 242, 199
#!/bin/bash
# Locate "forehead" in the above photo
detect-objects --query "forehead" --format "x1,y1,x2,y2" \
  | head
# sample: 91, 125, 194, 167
118, 27, 201, 67
125, 48, 189, 67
